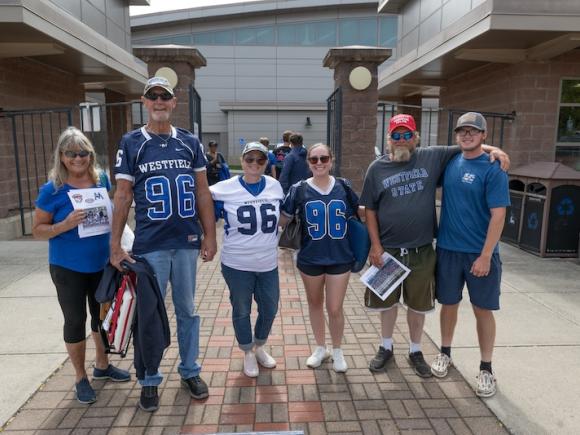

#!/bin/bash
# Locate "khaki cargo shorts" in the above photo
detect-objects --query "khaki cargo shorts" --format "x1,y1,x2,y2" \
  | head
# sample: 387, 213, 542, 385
364, 244, 436, 313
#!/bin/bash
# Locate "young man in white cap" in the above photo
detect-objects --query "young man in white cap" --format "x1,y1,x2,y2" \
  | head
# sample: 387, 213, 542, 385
110, 77, 217, 411
360, 113, 510, 379
430, 112, 509, 398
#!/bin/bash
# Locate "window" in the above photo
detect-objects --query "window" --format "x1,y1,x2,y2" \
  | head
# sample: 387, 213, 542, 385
278, 21, 337, 46
380, 16, 397, 47
235, 26, 274, 45
339, 18, 378, 46
556, 79, 580, 169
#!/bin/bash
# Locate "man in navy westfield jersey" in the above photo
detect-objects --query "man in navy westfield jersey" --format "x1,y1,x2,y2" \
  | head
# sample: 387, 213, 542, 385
110, 77, 216, 412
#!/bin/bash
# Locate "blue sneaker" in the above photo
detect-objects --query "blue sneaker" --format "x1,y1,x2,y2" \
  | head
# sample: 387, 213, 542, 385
75, 377, 96, 404
92, 364, 131, 382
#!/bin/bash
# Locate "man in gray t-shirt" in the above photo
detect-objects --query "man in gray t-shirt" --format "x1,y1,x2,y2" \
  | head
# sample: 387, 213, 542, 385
360, 114, 508, 379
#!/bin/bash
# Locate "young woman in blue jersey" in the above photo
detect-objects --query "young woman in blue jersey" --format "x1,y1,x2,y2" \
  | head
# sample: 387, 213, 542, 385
32, 127, 130, 405
210, 142, 284, 378
281, 143, 360, 373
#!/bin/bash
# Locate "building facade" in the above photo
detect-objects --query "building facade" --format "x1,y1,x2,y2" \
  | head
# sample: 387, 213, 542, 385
378, 0, 580, 171
0, 0, 149, 237
131, 0, 398, 160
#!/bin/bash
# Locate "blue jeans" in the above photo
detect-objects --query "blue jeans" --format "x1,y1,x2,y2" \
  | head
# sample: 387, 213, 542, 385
221, 264, 280, 351
140, 249, 201, 386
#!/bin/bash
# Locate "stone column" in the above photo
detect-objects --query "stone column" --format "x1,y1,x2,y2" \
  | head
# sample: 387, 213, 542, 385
323, 47, 391, 191
133, 45, 207, 134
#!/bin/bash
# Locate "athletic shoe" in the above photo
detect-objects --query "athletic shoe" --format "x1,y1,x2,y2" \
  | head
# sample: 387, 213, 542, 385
476, 370, 497, 398
243, 351, 259, 377
408, 351, 433, 378
332, 348, 348, 373
368, 346, 393, 372
75, 377, 96, 404
255, 346, 276, 368
306, 346, 331, 368
430, 353, 453, 378
139, 386, 159, 412
181, 375, 209, 399
92, 364, 131, 382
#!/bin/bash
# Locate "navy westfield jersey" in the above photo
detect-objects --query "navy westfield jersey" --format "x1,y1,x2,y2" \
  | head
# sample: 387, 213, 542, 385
282, 177, 359, 266
114, 126, 207, 254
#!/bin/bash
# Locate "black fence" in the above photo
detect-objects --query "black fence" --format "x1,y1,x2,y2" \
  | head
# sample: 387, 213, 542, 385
326, 87, 342, 176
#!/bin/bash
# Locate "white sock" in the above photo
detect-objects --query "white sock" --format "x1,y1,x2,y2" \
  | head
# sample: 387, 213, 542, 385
409, 342, 421, 354
381, 337, 393, 351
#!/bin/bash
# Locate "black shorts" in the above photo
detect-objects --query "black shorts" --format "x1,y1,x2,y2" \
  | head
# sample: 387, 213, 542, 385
297, 262, 353, 277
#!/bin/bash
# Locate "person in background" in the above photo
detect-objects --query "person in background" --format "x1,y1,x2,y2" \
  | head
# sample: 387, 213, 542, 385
210, 142, 284, 378
279, 132, 311, 194
281, 143, 359, 373
205, 140, 225, 186
33, 127, 130, 405
110, 76, 217, 412
430, 112, 509, 398
273, 130, 292, 180
260, 136, 277, 179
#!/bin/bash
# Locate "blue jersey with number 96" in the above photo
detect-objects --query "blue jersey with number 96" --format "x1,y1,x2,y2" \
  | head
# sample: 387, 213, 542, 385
114, 126, 207, 254
282, 177, 358, 266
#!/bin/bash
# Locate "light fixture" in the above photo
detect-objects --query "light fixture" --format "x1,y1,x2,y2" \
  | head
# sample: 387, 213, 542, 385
305, 116, 312, 127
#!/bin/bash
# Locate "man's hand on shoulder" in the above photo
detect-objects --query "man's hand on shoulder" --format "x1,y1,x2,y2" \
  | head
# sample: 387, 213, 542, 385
483, 144, 510, 171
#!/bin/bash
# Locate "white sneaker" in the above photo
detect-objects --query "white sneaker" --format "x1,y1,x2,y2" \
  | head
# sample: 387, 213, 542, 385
306, 346, 331, 368
243, 351, 259, 378
255, 346, 276, 368
431, 353, 452, 378
332, 348, 348, 373
476, 370, 497, 398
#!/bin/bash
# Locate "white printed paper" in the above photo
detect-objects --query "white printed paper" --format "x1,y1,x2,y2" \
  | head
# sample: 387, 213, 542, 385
360, 252, 411, 301
67, 187, 112, 238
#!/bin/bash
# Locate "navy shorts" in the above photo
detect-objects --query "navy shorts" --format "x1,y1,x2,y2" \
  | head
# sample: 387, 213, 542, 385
436, 247, 502, 310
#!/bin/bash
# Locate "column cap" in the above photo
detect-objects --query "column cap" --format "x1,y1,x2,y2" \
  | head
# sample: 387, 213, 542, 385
323, 46, 392, 69
134, 45, 207, 68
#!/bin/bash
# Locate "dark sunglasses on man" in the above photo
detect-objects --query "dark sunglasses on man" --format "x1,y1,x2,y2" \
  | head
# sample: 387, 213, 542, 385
64, 150, 90, 158
144, 91, 174, 101
390, 131, 414, 141
307, 155, 330, 164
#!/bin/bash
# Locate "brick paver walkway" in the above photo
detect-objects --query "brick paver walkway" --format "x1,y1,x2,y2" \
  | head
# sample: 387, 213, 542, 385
3, 246, 508, 434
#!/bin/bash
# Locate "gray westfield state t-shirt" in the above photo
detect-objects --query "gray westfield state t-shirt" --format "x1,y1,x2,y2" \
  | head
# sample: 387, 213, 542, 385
360, 146, 459, 249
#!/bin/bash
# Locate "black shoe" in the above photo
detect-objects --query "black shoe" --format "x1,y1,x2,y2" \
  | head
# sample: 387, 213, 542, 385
181, 375, 209, 399
369, 346, 393, 372
408, 351, 433, 378
139, 386, 159, 412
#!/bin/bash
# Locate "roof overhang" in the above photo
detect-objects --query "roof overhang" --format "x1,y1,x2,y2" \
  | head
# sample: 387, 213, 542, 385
0, 0, 148, 96
378, 1, 580, 100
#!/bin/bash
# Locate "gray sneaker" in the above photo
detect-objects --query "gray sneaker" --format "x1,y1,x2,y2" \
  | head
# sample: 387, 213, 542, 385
408, 351, 433, 378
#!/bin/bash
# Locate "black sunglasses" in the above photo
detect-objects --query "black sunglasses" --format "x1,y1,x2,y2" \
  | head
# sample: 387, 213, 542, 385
243, 156, 267, 165
144, 92, 174, 101
64, 150, 90, 158
308, 155, 331, 164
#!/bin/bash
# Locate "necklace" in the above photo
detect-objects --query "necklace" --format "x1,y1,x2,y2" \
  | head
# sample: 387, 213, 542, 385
146, 128, 171, 147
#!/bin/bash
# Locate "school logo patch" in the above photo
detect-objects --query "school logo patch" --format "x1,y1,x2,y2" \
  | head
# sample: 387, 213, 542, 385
462, 172, 476, 184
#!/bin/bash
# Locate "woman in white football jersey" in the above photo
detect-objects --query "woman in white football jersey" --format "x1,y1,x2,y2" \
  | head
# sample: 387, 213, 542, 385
209, 142, 284, 378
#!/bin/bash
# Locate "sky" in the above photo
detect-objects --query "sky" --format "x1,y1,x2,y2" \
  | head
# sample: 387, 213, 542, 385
130, 0, 267, 16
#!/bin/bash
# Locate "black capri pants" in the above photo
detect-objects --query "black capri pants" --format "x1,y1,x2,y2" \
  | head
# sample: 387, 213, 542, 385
49, 264, 103, 343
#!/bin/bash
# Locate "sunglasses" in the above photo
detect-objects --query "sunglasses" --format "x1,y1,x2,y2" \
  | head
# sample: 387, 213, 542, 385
456, 128, 482, 137
144, 92, 174, 101
308, 155, 331, 164
390, 131, 414, 141
243, 156, 267, 165
64, 150, 90, 158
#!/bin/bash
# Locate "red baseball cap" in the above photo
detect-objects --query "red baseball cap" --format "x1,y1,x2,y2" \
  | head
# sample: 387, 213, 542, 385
388, 114, 417, 133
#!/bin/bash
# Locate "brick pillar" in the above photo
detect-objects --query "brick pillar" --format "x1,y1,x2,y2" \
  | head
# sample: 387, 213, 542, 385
133, 45, 206, 134
323, 47, 391, 191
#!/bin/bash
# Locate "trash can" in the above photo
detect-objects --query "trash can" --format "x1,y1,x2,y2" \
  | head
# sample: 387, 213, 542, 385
501, 162, 580, 258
